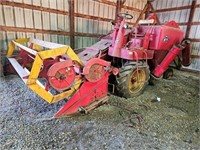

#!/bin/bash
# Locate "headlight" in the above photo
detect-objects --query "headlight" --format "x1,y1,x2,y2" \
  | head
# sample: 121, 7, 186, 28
124, 23, 128, 29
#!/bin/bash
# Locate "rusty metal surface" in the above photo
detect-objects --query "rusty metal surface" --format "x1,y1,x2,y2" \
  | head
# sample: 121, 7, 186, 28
77, 39, 112, 64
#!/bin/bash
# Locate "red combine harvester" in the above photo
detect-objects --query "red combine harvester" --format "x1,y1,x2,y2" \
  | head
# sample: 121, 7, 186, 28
4, 13, 190, 118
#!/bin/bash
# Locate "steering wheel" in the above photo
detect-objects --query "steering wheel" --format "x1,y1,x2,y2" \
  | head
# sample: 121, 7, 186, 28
117, 12, 133, 20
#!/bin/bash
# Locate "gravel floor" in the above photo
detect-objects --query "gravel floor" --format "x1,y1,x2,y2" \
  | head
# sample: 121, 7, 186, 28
0, 69, 199, 150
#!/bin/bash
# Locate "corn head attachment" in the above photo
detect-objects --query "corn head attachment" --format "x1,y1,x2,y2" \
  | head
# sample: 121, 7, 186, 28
5, 38, 116, 117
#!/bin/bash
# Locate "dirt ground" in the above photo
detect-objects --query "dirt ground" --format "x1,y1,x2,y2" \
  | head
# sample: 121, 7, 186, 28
0, 69, 199, 150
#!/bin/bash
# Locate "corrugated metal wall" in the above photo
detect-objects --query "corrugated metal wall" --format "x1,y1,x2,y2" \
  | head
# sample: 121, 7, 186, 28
74, 0, 116, 48
189, 0, 200, 71
0, 0, 71, 51
152, 0, 200, 71
122, 0, 146, 23
0, 0, 147, 52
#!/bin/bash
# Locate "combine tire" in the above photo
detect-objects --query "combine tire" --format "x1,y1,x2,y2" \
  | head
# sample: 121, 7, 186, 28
163, 68, 173, 79
116, 62, 149, 98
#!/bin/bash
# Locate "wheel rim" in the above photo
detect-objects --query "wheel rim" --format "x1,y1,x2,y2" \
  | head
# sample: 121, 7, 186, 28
128, 69, 146, 94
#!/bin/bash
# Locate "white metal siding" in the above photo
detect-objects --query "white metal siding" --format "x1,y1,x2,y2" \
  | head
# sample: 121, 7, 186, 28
0, 0, 146, 50
153, 0, 200, 71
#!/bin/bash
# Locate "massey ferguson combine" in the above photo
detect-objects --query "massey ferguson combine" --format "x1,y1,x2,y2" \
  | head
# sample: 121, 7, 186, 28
4, 13, 190, 118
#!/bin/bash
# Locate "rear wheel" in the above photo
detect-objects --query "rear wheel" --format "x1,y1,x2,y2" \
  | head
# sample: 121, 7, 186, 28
116, 62, 149, 98
163, 68, 173, 79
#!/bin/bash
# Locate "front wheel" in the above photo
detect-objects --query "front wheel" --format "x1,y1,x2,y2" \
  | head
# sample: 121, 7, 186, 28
116, 62, 149, 98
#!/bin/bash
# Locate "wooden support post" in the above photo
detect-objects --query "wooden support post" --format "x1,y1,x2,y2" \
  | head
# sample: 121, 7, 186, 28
145, 1, 151, 19
68, 0, 75, 49
185, 0, 197, 39
136, 1, 160, 25
115, 0, 123, 20
155, 4, 200, 13
148, 3, 161, 25
0, 52, 3, 77
135, 3, 148, 24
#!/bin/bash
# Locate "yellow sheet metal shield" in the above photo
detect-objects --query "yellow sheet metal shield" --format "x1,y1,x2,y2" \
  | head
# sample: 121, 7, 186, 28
7, 38, 83, 103
7, 38, 30, 57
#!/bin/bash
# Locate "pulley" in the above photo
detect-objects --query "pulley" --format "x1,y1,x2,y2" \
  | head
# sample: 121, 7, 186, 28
47, 60, 76, 91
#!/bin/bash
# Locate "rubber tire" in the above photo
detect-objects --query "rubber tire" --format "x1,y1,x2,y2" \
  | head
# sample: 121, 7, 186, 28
163, 68, 173, 79
116, 62, 150, 98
